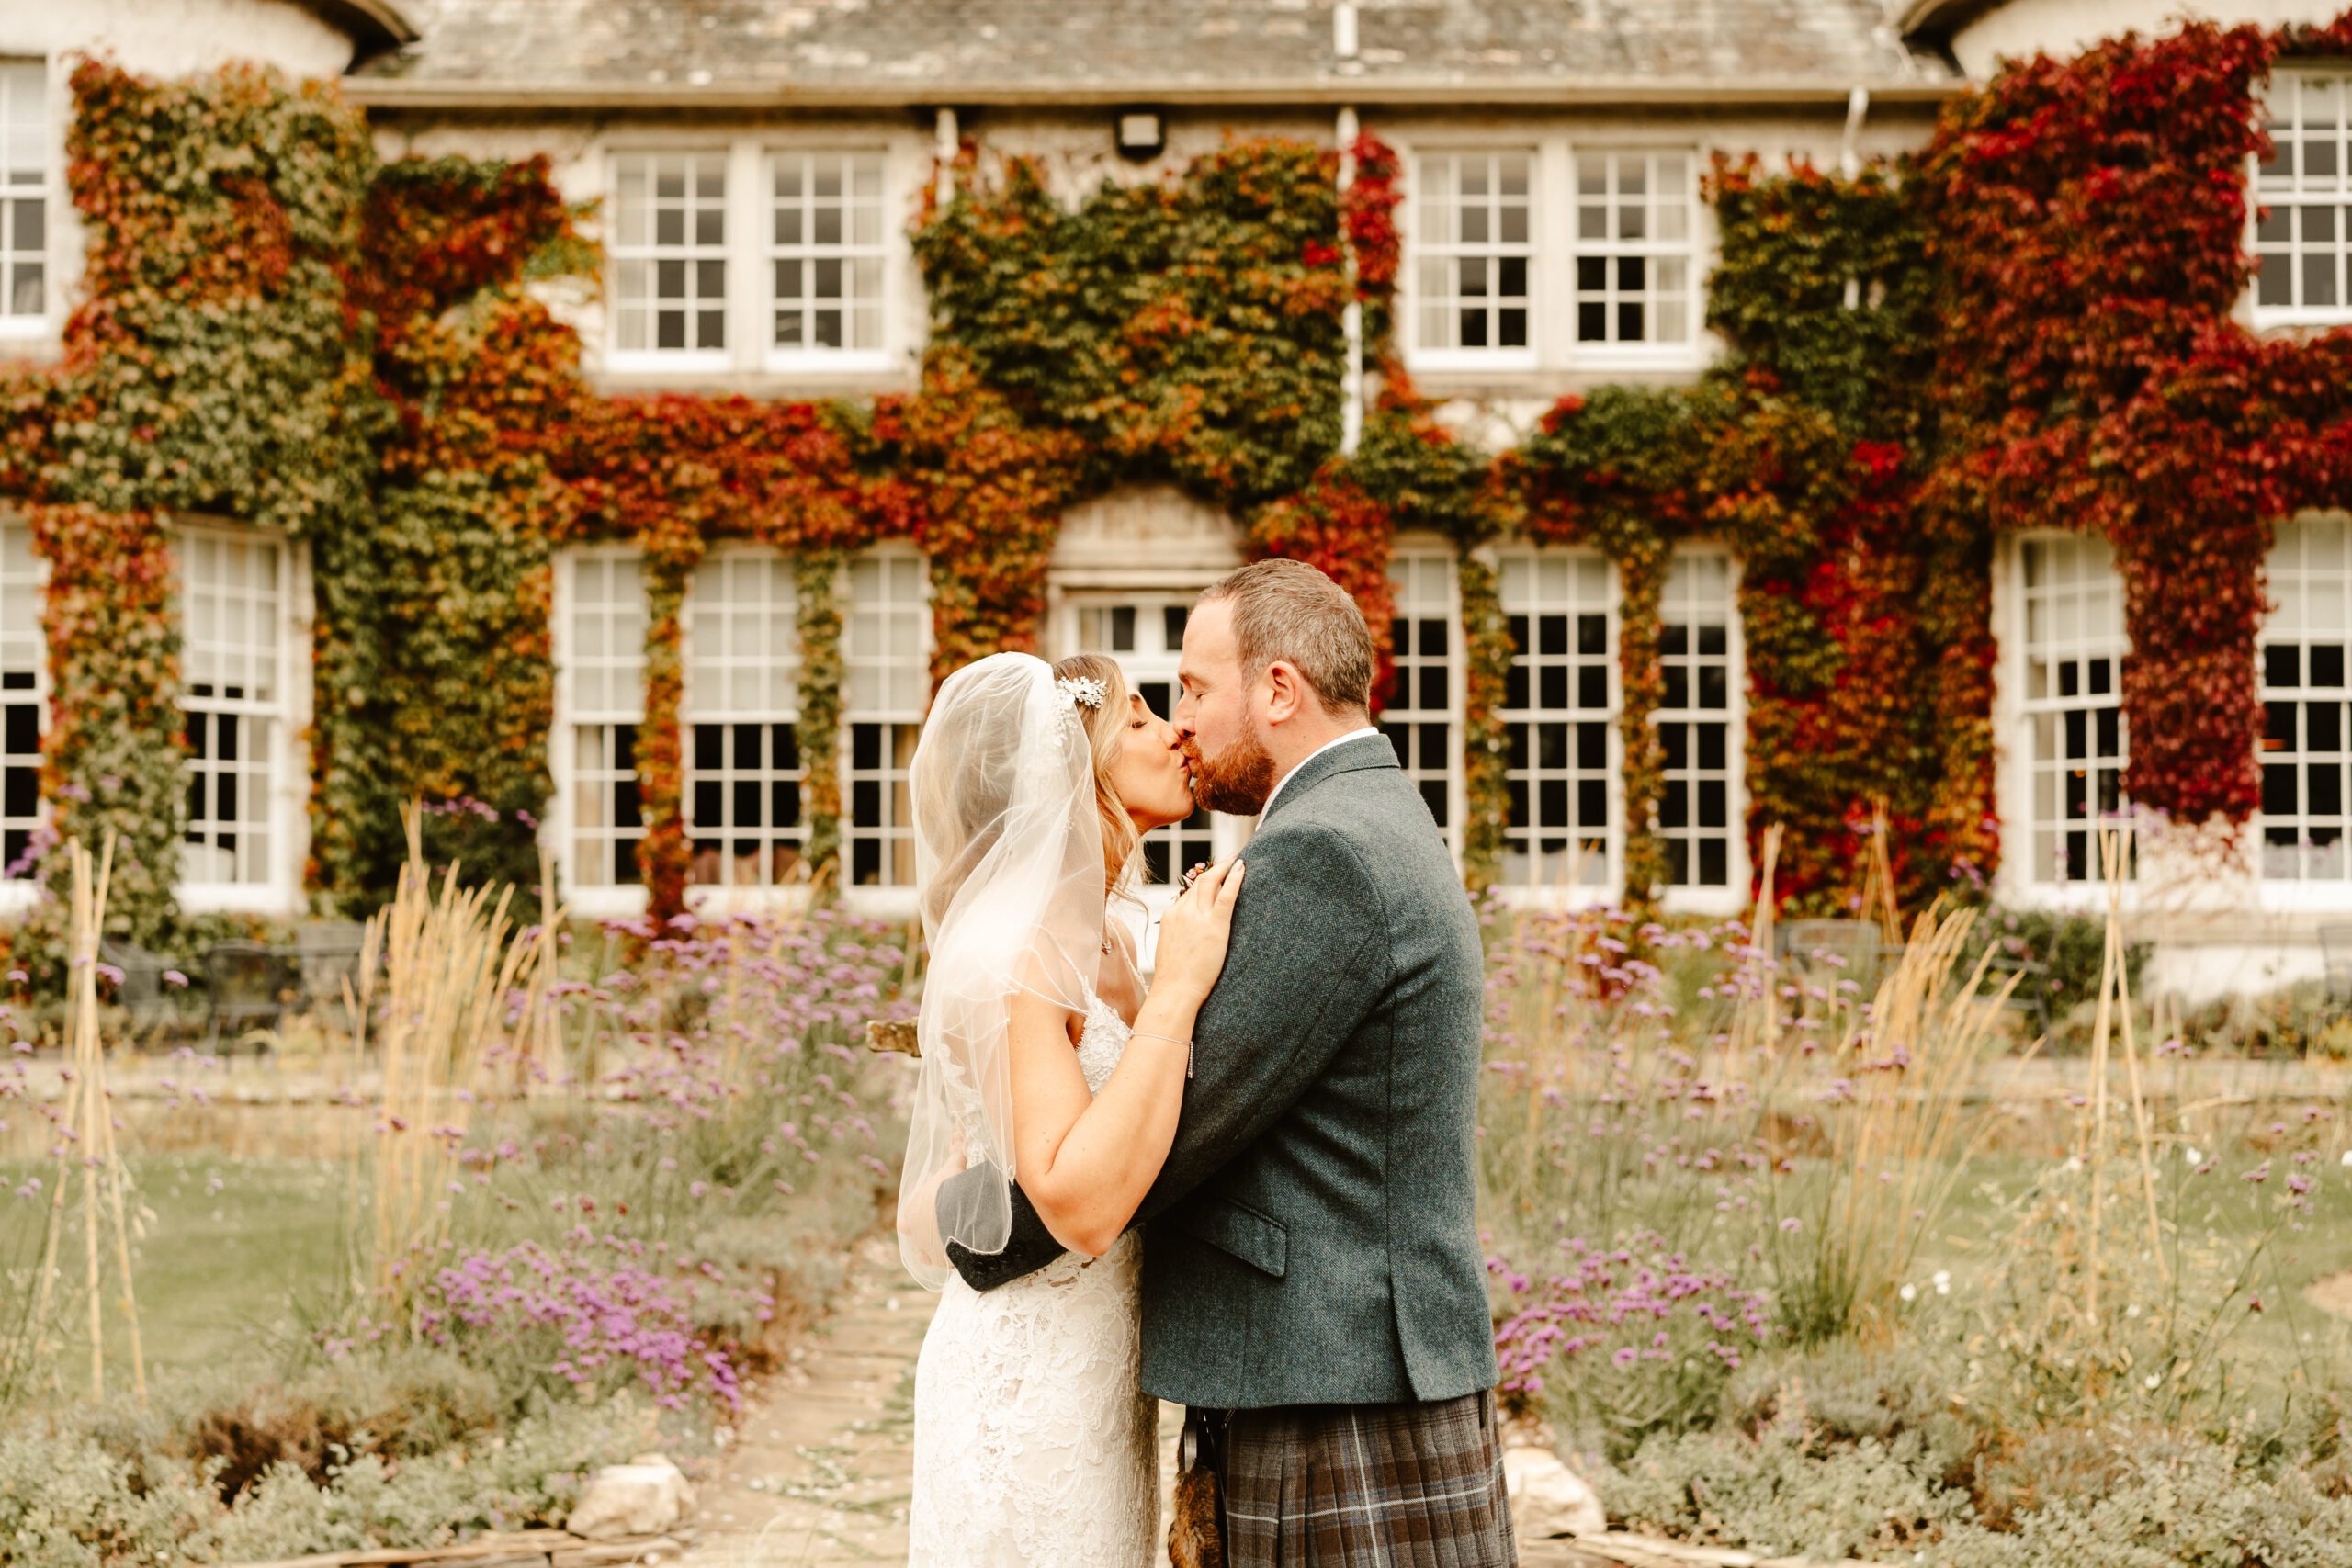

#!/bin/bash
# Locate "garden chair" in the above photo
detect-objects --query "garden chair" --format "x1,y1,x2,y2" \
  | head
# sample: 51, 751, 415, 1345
203, 941, 300, 1052
1979, 944, 2053, 1040
98, 936, 184, 1038
293, 919, 368, 1033
2320, 924, 2352, 1023
1778, 917, 1894, 997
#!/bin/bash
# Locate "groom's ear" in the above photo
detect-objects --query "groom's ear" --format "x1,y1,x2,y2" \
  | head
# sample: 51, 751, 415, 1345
1261, 659, 1307, 725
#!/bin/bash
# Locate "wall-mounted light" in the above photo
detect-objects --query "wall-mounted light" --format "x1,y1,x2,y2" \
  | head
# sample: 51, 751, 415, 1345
1115, 109, 1165, 161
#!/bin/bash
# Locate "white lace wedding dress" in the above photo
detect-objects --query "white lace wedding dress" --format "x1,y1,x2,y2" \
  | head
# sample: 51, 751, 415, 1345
906, 993, 1159, 1567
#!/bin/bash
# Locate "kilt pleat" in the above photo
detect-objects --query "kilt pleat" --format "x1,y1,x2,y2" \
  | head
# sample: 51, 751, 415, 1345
1216, 1390, 1518, 1568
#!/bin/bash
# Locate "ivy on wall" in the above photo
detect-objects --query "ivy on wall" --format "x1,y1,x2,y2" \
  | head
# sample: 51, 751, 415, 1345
330, 156, 586, 909
12, 61, 378, 949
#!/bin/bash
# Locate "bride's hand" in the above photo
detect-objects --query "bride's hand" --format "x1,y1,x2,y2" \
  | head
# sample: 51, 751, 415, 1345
1152, 857, 1245, 1003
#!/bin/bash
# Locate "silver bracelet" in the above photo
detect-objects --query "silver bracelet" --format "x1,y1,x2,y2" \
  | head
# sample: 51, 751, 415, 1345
1131, 1028, 1194, 1079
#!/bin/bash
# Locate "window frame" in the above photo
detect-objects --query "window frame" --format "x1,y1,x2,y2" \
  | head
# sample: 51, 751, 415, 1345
551, 545, 650, 917
1654, 544, 1747, 915
1395, 131, 1710, 379
598, 133, 909, 381
1998, 530, 2133, 905
1384, 538, 1466, 864
0, 512, 43, 906
603, 147, 735, 375
2252, 66, 2352, 331
1494, 542, 1622, 907
841, 545, 930, 911
1565, 144, 1706, 371
2255, 512, 2352, 905
762, 146, 895, 375
1400, 143, 1541, 373
0, 56, 55, 343
175, 523, 308, 916
681, 545, 809, 908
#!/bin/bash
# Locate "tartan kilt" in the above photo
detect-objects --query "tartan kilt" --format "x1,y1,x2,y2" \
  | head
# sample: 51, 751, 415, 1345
1214, 1389, 1518, 1568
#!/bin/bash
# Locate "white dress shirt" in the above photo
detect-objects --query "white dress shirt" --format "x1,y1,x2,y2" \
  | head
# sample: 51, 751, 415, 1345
1256, 726, 1384, 820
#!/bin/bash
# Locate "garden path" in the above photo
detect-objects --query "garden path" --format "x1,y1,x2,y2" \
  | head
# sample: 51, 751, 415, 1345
672, 1236, 1849, 1568
670, 1236, 1186, 1566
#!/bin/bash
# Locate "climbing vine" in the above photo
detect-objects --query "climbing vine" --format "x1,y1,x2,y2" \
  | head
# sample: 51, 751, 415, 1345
17, 60, 377, 947
1917, 18, 2352, 847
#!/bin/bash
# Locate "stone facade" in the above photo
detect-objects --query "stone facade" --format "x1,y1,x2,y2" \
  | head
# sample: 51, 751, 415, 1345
6, 0, 2352, 999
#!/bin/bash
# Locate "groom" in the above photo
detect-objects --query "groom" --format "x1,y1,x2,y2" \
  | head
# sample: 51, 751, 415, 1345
946, 558, 1513, 1564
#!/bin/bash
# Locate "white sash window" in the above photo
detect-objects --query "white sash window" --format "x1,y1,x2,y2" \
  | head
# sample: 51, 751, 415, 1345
1498, 547, 1615, 892
844, 550, 927, 889
684, 550, 805, 894
0, 62, 47, 331
1384, 549, 1461, 852
1410, 150, 1535, 364
1656, 549, 1738, 893
560, 550, 648, 896
2257, 71, 2352, 327
609, 152, 730, 365
1572, 150, 1698, 358
2016, 535, 2130, 886
0, 518, 41, 878
768, 151, 888, 362
2260, 514, 2352, 883
180, 530, 296, 900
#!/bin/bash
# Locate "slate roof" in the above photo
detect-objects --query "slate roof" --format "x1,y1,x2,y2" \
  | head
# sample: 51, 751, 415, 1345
350, 0, 1958, 104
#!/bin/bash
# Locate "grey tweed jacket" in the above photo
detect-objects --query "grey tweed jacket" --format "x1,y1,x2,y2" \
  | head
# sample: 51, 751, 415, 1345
944, 734, 1498, 1411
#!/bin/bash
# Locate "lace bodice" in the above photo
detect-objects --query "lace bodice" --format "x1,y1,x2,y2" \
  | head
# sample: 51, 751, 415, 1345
908, 989, 1159, 1566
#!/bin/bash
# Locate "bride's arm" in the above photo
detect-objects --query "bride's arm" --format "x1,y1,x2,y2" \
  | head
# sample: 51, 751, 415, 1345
1009, 860, 1242, 1258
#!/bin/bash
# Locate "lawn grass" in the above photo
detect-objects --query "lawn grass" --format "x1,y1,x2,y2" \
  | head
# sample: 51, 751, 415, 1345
3, 1151, 348, 1391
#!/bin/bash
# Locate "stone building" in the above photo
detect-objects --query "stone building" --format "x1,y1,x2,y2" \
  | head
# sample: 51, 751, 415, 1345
2, 0, 2349, 998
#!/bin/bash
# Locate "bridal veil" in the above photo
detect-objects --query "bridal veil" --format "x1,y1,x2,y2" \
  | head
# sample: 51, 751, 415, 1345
896, 651, 1107, 1290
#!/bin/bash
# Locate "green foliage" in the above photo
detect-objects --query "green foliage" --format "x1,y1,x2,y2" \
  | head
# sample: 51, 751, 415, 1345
1599, 1425, 1977, 1559
1707, 160, 1937, 445
1961, 907, 2153, 1040
0, 1391, 644, 1568
914, 145, 1348, 506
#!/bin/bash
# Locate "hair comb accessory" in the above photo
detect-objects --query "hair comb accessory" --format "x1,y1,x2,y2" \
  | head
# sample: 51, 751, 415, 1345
1056, 674, 1107, 710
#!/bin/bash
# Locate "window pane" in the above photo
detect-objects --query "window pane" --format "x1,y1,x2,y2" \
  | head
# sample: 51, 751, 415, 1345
608, 151, 728, 356
1498, 547, 1613, 888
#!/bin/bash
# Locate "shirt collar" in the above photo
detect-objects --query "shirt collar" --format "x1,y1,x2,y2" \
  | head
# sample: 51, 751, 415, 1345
1257, 727, 1383, 820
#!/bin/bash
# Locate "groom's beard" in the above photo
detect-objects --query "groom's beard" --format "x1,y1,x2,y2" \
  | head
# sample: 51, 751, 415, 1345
1185, 728, 1278, 816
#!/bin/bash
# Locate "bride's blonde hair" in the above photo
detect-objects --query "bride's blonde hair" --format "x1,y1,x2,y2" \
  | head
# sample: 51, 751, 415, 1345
1053, 652, 1143, 901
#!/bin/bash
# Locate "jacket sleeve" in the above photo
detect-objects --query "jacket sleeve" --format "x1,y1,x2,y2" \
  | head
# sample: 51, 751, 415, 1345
940, 821, 1390, 1292
1129, 822, 1386, 1221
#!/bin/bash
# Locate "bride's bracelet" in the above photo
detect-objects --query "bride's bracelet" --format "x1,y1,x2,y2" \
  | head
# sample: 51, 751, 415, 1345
1131, 1029, 1194, 1079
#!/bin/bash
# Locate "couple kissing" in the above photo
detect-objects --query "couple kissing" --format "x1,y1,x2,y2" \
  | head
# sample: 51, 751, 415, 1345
899, 558, 1514, 1568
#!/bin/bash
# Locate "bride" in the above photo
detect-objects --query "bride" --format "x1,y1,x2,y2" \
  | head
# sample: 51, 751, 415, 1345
899, 649, 1242, 1567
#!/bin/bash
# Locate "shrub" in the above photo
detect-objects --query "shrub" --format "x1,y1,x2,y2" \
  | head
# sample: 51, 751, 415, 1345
0, 1393, 647, 1568
1595, 1424, 1977, 1559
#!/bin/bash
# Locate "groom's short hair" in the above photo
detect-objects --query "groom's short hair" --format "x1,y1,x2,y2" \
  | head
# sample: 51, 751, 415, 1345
1198, 559, 1373, 714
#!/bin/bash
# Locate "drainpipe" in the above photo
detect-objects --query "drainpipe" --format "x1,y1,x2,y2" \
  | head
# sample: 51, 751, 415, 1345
935, 106, 959, 204
1335, 2, 1363, 457
1839, 85, 1869, 310
1338, 104, 1363, 457
1839, 84, 1870, 178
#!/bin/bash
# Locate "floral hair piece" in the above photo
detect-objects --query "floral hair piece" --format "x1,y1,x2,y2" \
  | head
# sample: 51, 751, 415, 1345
1056, 674, 1107, 711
